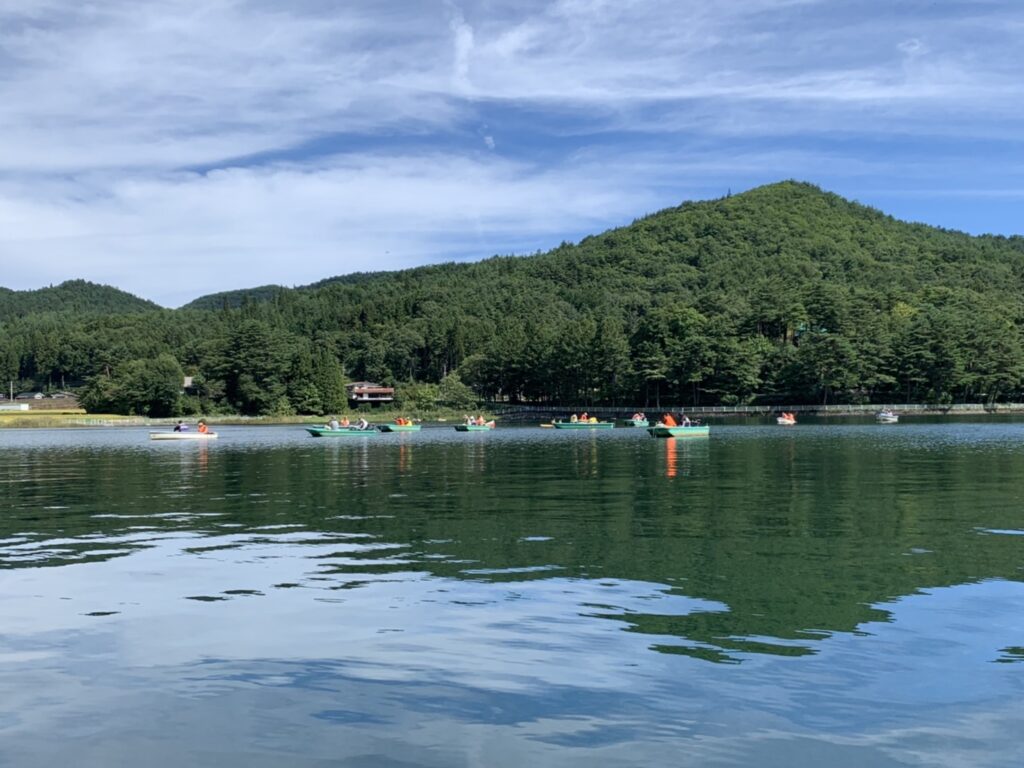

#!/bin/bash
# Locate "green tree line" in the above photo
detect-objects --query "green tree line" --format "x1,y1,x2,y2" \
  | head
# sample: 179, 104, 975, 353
4, 181, 1024, 415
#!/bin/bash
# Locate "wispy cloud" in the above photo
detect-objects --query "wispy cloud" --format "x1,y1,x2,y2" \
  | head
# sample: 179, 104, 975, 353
0, 151, 669, 306
1, 0, 1023, 303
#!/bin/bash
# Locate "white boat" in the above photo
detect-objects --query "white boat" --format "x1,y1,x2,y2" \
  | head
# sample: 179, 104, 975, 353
875, 410, 899, 424
776, 415, 797, 426
149, 431, 218, 440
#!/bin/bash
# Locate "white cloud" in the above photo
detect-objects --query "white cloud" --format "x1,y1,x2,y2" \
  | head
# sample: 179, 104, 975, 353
1, 0, 1020, 174
446, 1, 475, 94
0, 151, 667, 306
1, 1, 1024, 302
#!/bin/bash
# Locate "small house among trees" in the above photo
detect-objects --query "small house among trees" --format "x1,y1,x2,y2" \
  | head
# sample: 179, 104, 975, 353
346, 382, 395, 407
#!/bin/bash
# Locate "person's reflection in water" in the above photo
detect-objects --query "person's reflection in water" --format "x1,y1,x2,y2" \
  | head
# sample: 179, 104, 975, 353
665, 438, 677, 478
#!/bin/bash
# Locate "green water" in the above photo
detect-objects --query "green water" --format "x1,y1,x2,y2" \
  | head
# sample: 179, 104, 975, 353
1, 423, 1022, 766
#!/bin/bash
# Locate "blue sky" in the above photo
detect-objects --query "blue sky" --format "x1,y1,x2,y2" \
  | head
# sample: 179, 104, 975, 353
1, 0, 1023, 306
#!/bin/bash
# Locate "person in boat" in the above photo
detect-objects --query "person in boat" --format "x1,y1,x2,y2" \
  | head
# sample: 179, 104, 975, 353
569, 413, 578, 423
327, 416, 340, 430
589, 416, 598, 423
340, 416, 350, 427
580, 412, 589, 423
662, 413, 678, 427
475, 415, 486, 426
681, 414, 691, 427
173, 420, 188, 432
356, 417, 369, 430
197, 420, 209, 434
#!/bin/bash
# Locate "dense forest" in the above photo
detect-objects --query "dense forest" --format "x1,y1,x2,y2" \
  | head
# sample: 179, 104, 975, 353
4, 181, 1024, 416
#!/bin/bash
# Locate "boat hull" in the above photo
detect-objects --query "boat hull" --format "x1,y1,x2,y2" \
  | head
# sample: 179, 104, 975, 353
622, 419, 649, 427
647, 425, 709, 438
454, 424, 493, 431
150, 432, 217, 440
378, 424, 422, 432
306, 427, 377, 437
552, 421, 614, 429
876, 415, 899, 424
776, 418, 797, 426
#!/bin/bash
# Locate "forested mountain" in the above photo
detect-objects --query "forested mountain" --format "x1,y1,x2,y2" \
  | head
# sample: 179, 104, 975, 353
181, 284, 288, 311
181, 268, 433, 310
4, 181, 1024, 416
0, 280, 159, 321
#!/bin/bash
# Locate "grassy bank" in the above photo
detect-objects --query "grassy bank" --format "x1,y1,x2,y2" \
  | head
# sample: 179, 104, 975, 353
0, 409, 495, 429
0, 410, 134, 428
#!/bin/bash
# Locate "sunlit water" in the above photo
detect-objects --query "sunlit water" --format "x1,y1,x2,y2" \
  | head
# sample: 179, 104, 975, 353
1, 422, 1023, 767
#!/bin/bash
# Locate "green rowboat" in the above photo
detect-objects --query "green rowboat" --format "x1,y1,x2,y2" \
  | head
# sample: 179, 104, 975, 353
647, 425, 709, 438
454, 424, 493, 432
378, 424, 422, 432
306, 427, 377, 437
552, 421, 614, 430
623, 419, 649, 427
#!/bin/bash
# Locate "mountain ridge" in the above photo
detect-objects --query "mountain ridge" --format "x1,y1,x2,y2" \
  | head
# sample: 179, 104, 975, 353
6, 179, 1024, 413
179, 180, 1023, 310
0, 279, 160, 321
6, 182, 1022, 312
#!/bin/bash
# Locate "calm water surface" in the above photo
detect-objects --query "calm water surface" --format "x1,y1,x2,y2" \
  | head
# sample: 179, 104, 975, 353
1, 423, 1023, 767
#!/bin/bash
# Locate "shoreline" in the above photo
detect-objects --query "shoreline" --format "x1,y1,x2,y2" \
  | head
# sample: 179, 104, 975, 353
5, 405, 1024, 428
0, 410, 496, 429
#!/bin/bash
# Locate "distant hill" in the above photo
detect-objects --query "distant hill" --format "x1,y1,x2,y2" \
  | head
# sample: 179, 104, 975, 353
7, 181, 1024, 413
181, 271, 404, 310
181, 284, 288, 311
0, 280, 159, 321
181, 180, 1024, 312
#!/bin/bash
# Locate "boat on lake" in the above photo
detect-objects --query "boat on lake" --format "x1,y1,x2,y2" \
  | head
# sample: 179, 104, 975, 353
776, 413, 797, 426
647, 424, 709, 438
875, 410, 899, 424
378, 424, 422, 432
455, 423, 494, 432
149, 431, 218, 441
623, 419, 649, 427
552, 421, 614, 429
305, 426, 377, 437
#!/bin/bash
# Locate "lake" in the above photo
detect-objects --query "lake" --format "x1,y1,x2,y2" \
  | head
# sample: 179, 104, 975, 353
1, 422, 1023, 767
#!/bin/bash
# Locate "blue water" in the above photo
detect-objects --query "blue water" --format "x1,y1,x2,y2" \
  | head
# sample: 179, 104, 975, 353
1, 423, 1022, 766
